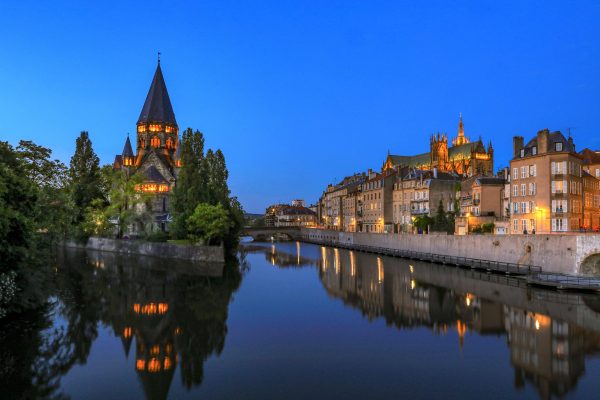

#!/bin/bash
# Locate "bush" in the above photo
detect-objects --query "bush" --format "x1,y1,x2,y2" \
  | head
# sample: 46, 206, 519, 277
145, 231, 170, 243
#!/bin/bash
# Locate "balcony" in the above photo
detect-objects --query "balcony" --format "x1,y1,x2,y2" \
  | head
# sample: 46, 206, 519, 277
411, 209, 429, 215
473, 199, 480, 206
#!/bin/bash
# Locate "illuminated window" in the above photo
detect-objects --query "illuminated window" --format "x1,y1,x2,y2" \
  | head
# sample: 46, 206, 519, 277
166, 137, 173, 149
139, 138, 145, 148
151, 136, 160, 148
136, 359, 145, 371
149, 124, 162, 132
123, 157, 133, 166
148, 358, 161, 372
137, 124, 147, 133
165, 125, 174, 133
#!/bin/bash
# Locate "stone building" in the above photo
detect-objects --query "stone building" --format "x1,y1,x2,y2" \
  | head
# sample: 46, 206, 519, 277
580, 148, 600, 178
113, 60, 181, 232
455, 175, 506, 234
318, 173, 365, 231
265, 204, 317, 228
392, 168, 459, 233
361, 169, 395, 233
510, 129, 584, 234
382, 116, 494, 177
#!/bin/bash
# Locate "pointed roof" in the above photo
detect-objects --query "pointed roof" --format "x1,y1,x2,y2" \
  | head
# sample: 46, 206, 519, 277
122, 135, 134, 158
138, 63, 177, 126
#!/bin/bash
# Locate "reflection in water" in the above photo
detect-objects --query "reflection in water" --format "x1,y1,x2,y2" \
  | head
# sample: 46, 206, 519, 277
298, 243, 600, 400
3, 248, 243, 400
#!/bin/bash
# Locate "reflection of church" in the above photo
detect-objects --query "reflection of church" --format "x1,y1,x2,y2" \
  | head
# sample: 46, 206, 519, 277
67, 250, 241, 400
382, 116, 494, 177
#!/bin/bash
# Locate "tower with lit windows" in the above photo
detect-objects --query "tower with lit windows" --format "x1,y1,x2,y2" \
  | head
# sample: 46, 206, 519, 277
114, 58, 182, 231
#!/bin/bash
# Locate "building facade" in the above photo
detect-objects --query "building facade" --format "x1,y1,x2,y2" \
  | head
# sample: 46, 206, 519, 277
265, 204, 317, 227
361, 170, 395, 233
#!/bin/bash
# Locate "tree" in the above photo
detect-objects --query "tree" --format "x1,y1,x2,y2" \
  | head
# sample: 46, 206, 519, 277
205, 149, 230, 205
187, 203, 233, 245
69, 131, 104, 226
105, 170, 152, 238
413, 215, 433, 234
432, 199, 448, 232
171, 129, 207, 238
16, 140, 72, 240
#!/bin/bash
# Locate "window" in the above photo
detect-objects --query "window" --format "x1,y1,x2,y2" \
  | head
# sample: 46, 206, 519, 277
520, 149, 525, 158
513, 202, 519, 214
530, 165, 536, 177
522, 219, 528, 232
521, 166, 528, 178
150, 136, 160, 148
513, 185, 519, 197
596, 169, 600, 178
552, 218, 567, 232
555, 142, 563, 152
528, 183, 534, 195
552, 199, 567, 213
532, 146, 537, 155
530, 219, 535, 231
513, 168, 518, 180
552, 180, 567, 194
521, 202, 527, 214
513, 219, 519, 231
521, 184, 526, 196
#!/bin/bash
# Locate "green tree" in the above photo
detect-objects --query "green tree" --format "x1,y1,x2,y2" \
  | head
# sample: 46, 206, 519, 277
432, 199, 448, 232
171, 129, 207, 238
105, 170, 152, 238
413, 215, 433, 233
69, 131, 104, 227
16, 140, 72, 240
187, 203, 233, 245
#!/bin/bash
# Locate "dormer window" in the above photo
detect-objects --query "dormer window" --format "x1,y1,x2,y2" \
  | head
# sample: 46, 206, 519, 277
532, 146, 537, 155
520, 149, 525, 158
555, 142, 563, 152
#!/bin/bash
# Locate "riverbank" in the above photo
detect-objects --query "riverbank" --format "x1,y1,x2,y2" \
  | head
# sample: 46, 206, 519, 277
65, 237, 225, 263
300, 228, 600, 276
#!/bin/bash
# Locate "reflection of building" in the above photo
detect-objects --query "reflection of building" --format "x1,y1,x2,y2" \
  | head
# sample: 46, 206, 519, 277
63, 249, 241, 400
383, 116, 494, 177
113, 59, 181, 232
504, 307, 585, 399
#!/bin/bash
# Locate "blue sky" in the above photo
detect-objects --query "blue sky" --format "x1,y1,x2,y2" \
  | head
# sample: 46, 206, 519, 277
1, 1, 599, 213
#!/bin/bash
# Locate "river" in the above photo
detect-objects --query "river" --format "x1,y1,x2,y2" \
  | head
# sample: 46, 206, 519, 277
3, 241, 600, 399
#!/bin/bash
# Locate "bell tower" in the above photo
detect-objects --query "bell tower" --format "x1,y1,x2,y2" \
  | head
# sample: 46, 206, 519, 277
135, 57, 179, 167
430, 133, 449, 170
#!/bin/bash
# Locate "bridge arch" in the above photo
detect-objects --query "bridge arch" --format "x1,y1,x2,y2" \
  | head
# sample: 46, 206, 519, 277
580, 251, 600, 276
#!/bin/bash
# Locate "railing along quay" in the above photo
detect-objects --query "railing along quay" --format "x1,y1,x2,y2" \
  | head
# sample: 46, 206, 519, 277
301, 238, 541, 276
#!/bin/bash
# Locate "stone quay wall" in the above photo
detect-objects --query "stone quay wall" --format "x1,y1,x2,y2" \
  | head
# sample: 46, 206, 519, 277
300, 228, 600, 275
66, 237, 225, 263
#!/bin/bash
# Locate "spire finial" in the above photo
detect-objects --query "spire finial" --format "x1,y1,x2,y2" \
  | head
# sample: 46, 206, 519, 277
158, 51, 161, 64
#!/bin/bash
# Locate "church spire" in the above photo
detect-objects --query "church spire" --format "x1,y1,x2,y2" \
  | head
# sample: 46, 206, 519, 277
458, 113, 464, 138
137, 61, 177, 127
452, 113, 469, 146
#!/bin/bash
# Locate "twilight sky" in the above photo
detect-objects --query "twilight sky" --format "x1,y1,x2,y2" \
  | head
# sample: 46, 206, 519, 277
1, 1, 599, 213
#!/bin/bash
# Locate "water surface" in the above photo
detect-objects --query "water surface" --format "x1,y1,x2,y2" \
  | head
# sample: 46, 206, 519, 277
3, 241, 600, 399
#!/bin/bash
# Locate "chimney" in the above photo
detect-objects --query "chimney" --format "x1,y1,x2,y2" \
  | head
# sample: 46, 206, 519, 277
513, 136, 524, 158
537, 129, 549, 154
568, 136, 575, 152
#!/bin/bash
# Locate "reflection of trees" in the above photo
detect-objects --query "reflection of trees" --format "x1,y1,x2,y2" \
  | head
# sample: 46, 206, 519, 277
2, 247, 242, 400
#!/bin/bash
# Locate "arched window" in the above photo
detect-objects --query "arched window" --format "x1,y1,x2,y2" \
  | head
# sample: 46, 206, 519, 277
166, 137, 173, 149
151, 136, 160, 148
139, 138, 146, 148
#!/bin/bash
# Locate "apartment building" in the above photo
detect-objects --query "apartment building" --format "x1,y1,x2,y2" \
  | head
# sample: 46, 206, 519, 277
580, 148, 600, 178
318, 173, 365, 230
361, 169, 395, 233
510, 129, 583, 234
392, 168, 459, 233
455, 175, 505, 234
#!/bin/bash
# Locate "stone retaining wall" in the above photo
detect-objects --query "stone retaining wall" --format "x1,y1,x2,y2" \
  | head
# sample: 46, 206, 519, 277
66, 237, 224, 263
301, 228, 600, 275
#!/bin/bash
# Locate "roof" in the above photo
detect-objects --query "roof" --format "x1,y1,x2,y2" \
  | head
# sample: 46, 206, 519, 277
122, 136, 134, 158
142, 165, 168, 183
448, 140, 484, 161
580, 148, 600, 165
387, 140, 485, 169
521, 130, 575, 157
475, 177, 505, 186
113, 155, 122, 169
138, 63, 177, 126
267, 204, 316, 216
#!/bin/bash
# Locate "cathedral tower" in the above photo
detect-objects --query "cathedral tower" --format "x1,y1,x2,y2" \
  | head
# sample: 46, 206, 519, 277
452, 113, 470, 146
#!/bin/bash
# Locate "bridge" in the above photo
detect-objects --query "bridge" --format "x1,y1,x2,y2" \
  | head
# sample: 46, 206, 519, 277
240, 226, 302, 241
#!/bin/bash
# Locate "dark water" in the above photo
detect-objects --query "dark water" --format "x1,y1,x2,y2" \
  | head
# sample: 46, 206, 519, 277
3, 241, 600, 399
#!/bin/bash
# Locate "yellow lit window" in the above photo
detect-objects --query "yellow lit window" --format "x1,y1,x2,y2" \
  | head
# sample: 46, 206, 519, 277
151, 136, 160, 148
165, 125, 174, 133
166, 137, 173, 149
137, 125, 147, 133
148, 358, 161, 372
136, 359, 145, 371
163, 356, 172, 370
149, 124, 162, 132
123, 327, 132, 338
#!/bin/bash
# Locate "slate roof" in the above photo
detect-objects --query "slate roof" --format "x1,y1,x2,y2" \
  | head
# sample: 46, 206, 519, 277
521, 131, 575, 157
475, 177, 505, 186
388, 141, 485, 169
580, 148, 600, 166
138, 63, 178, 126
142, 165, 168, 183
122, 136, 134, 158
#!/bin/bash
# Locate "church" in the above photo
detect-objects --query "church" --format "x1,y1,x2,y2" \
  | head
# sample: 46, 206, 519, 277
113, 59, 181, 232
382, 116, 494, 177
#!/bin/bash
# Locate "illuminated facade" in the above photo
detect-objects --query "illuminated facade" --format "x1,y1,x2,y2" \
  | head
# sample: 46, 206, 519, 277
382, 115, 494, 177
114, 60, 181, 231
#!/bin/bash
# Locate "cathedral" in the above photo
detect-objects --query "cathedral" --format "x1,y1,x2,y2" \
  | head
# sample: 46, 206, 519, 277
382, 115, 494, 177
113, 59, 181, 231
